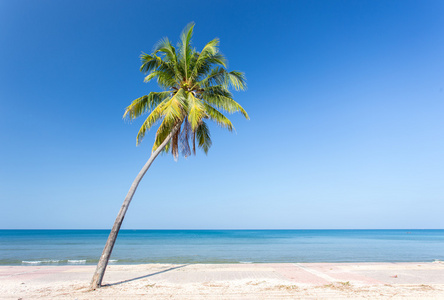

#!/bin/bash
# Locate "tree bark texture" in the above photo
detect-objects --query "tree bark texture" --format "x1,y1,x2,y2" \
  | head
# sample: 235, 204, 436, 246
90, 125, 180, 289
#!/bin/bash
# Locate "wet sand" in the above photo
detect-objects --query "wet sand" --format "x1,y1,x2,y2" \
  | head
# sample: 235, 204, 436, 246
1, 262, 443, 299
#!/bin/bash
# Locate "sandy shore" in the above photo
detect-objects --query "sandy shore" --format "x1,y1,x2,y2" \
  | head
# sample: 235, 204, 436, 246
1, 262, 443, 299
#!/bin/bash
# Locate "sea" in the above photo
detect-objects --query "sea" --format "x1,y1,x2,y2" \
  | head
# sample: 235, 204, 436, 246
0, 230, 443, 265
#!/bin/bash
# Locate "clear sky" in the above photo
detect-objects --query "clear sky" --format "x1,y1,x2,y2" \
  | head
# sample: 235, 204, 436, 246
1, 0, 443, 229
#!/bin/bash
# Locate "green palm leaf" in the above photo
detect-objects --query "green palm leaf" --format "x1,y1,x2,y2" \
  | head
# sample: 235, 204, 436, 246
195, 121, 212, 154
123, 91, 171, 121
187, 92, 206, 131
204, 104, 234, 131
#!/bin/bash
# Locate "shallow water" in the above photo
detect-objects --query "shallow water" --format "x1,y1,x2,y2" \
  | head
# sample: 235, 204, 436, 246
0, 230, 443, 265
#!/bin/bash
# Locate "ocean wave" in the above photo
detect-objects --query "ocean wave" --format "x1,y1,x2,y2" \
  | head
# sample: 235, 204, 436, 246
109, 259, 118, 263
22, 261, 43, 264
239, 261, 253, 264
67, 260, 86, 264
22, 259, 60, 264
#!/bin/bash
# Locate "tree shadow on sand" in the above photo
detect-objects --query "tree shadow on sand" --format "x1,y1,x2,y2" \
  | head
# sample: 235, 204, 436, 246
104, 264, 189, 287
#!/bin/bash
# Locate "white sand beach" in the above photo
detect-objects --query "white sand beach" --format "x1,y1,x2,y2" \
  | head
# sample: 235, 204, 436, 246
1, 262, 444, 299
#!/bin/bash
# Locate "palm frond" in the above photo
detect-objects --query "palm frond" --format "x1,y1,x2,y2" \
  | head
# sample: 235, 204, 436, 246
146, 69, 177, 89
162, 140, 171, 154
153, 38, 183, 83
139, 53, 160, 73
179, 119, 192, 157
204, 104, 234, 131
187, 92, 206, 131
202, 87, 249, 119
195, 67, 228, 88
192, 130, 196, 155
189, 39, 225, 80
162, 88, 187, 124
171, 127, 180, 160
152, 118, 179, 152
228, 70, 247, 91
123, 91, 171, 121
196, 121, 212, 154
150, 88, 188, 151
153, 38, 176, 60
178, 22, 195, 80
136, 100, 168, 145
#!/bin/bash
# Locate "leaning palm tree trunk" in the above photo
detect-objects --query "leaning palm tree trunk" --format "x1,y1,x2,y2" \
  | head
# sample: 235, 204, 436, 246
90, 125, 180, 289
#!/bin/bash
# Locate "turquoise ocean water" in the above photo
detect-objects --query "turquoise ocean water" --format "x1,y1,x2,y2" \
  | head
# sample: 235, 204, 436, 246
0, 230, 443, 265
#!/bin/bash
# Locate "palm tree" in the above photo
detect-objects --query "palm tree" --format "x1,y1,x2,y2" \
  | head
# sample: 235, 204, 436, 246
90, 23, 249, 289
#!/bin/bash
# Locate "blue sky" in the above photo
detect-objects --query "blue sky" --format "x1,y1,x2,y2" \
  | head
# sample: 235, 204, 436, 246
1, 0, 443, 229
